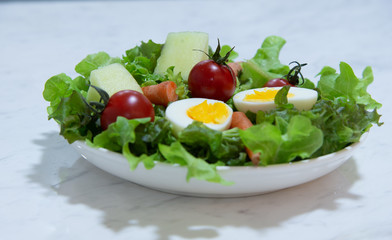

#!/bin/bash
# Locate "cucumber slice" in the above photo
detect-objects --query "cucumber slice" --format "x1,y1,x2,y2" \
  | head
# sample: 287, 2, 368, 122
154, 32, 209, 80
86, 63, 142, 102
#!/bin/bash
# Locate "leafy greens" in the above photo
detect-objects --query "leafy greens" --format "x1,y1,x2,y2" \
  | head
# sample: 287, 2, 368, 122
43, 35, 382, 184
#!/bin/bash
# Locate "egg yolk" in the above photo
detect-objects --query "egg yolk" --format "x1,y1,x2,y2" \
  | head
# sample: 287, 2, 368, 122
243, 89, 294, 102
187, 100, 229, 124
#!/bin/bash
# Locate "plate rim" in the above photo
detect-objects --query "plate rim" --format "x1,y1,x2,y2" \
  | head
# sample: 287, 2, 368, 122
73, 132, 366, 171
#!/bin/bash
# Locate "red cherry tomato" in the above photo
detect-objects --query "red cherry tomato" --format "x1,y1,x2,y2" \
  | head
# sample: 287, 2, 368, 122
263, 78, 294, 87
188, 60, 236, 102
100, 90, 155, 130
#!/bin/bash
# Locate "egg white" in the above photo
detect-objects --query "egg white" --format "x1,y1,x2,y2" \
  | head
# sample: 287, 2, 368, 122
233, 87, 318, 113
165, 98, 233, 136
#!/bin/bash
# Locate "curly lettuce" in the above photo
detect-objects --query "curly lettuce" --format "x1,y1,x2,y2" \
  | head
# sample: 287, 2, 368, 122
43, 35, 383, 185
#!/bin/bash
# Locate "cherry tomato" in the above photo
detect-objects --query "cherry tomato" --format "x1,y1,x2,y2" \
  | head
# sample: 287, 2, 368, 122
188, 60, 236, 102
263, 78, 294, 87
100, 90, 154, 130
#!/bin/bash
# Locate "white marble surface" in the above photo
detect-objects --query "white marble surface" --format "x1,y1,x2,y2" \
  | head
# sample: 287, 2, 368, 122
1, 0, 391, 239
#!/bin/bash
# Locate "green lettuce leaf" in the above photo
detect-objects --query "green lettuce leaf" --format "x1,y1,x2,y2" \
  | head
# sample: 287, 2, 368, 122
123, 40, 190, 99
178, 121, 247, 166
48, 91, 99, 143
90, 117, 176, 170
75, 52, 122, 78
317, 62, 382, 109
43, 74, 89, 113
123, 40, 163, 85
220, 45, 238, 62
254, 97, 382, 157
43, 73, 98, 143
240, 115, 323, 165
42, 35, 383, 186
163, 66, 189, 100
159, 141, 233, 185
304, 98, 382, 156
238, 36, 315, 91
239, 36, 290, 89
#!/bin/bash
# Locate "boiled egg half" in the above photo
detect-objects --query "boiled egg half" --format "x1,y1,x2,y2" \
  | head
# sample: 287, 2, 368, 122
233, 87, 318, 113
165, 98, 233, 136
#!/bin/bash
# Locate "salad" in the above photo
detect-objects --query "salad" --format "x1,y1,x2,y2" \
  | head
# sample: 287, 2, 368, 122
43, 32, 382, 185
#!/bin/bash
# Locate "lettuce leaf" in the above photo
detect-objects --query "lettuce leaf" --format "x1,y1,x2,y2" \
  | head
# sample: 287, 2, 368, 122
240, 115, 323, 165
43, 52, 122, 143
42, 35, 383, 186
220, 45, 238, 62
123, 40, 190, 99
43, 73, 99, 143
89, 117, 176, 170
239, 36, 314, 90
239, 36, 290, 89
75, 52, 122, 78
123, 40, 163, 85
208, 44, 239, 62
304, 98, 382, 156
159, 141, 233, 185
317, 62, 382, 110
254, 97, 382, 158
163, 66, 189, 100
178, 121, 247, 166
43, 74, 89, 113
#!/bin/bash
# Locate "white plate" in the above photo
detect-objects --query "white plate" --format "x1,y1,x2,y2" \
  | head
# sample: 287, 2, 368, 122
72, 136, 365, 198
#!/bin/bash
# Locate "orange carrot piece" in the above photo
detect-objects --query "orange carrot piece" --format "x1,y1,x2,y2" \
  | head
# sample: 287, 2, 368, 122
230, 111, 253, 130
230, 111, 260, 165
227, 62, 242, 77
142, 81, 178, 106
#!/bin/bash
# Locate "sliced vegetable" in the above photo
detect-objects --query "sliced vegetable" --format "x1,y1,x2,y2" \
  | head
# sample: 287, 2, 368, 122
141, 81, 178, 106
86, 63, 143, 102
230, 112, 260, 165
154, 32, 209, 80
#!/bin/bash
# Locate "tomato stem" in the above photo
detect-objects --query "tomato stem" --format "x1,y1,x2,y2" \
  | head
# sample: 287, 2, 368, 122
212, 39, 235, 65
284, 61, 307, 86
81, 85, 109, 116
193, 39, 235, 66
